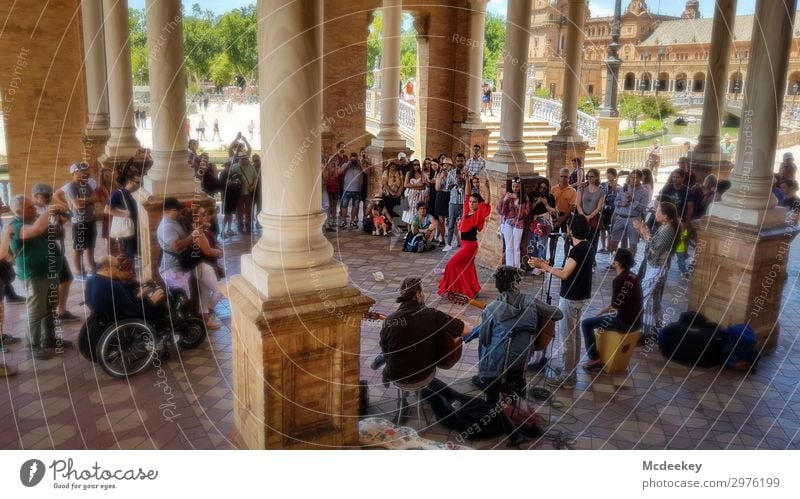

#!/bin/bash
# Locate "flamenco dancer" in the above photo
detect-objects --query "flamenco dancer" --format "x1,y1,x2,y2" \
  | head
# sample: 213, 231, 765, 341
438, 178, 492, 299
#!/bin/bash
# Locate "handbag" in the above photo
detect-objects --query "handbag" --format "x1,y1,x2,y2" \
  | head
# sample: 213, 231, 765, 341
109, 190, 136, 239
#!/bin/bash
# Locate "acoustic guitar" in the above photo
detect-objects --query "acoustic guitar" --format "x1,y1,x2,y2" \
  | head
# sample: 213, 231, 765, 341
362, 309, 464, 370
446, 292, 556, 353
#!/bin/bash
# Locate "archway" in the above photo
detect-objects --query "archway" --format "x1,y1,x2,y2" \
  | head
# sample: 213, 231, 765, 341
640, 72, 652, 92
657, 72, 669, 92
623, 72, 636, 91
729, 71, 743, 95
692, 72, 705, 93
674, 72, 687, 93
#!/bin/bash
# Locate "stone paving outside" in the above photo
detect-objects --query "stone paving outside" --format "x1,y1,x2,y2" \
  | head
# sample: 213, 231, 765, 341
1, 216, 799, 450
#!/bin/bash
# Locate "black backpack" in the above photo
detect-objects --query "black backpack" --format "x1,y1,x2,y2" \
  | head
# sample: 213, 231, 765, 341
402, 233, 426, 253
658, 312, 724, 368
422, 379, 507, 440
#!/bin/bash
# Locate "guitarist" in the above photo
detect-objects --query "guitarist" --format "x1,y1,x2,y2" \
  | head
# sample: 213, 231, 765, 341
377, 277, 471, 386
472, 266, 562, 403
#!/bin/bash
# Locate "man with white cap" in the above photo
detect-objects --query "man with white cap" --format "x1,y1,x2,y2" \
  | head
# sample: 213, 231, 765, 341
57, 162, 99, 279
397, 151, 410, 178
779, 152, 797, 182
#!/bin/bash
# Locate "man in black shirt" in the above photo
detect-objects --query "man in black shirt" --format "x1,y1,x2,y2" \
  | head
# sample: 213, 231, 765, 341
529, 215, 592, 389
658, 169, 694, 224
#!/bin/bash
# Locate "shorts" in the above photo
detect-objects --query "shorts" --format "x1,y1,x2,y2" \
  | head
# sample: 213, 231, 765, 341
340, 190, 361, 209
72, 221, 97, 251
59, 256, 73, 284
326, 191, 339, 209
602, 209, 614, 231
610, 215, 641, 245
482, 95, 490, 103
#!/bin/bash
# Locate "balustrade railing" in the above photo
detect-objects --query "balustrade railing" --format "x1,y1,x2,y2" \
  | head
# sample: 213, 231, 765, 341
365, 89, 415, 140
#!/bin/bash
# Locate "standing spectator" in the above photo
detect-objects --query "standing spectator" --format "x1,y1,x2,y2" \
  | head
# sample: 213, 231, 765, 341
59, 162, 99, 279
529, 215, 593, 390
576, 168, 605, 269
402, 159, 428, 225
640, 167, 655, 201
323, 155, 340, 231
647, 139, 663, 175
779, 152, 797, 181
396, 152, 410, 178
497, 178, 528, 269
580, 248, 643, 370
184, 118, 191, 140
228, 133, 252, 161
8, 195, 72, 359
780, 179, 800, 225
212, 118, 221, 141
247, 120, 256, 141
527, 179, 556, 274
720, 134, 736, 159
694, 174, 717, 219
0, 199, 24, 304
634, 202, 679, 337
252, 154, 262, 231
197, 115, 208, 141
232, 154, 257, 234
339, 154, 366, 229
658, 169, 694, 224
157, 197, 197, 298
358, 148, 370, 226
194, 206, 224, 330
550, 168, 577, 265
188, 139, 199, 167
433, 160, 449, 246
0, 223, 22, 364
772, 174, 786, 206
481, 82, 493, 116
609, 169, 649, 263
465, 146, 485, 177
568, 157, 585, 189
106, 174, 141, 259
31, 184, 77, 322
599, 168, 621, 253
219, 161, 240, 237
442, 157, 464, 252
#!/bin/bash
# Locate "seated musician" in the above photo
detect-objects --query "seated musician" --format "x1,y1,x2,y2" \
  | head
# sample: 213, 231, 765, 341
379, 277, 470, 386
473, 266, 562, 403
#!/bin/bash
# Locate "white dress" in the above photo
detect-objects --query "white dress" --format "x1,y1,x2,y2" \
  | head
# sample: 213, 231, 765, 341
402, 176, 428, 224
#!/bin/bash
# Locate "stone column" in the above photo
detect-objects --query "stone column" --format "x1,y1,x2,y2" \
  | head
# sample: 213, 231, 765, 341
688, 0, 737, 181
133, 0, 206, 280
689, 0, 800, 350
463, 0, 488, 126
229, 0, 372, 449
372, 0, 406, 150
102, 0, 140, 162
81, 0, 110, 171
479, 0, 534, 269
546, 0, 588, 183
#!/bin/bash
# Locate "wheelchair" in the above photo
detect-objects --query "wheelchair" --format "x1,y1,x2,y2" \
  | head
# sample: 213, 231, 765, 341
79, 286, 207, 378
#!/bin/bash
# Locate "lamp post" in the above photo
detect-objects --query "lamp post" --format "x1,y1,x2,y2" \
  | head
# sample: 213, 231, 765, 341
735, 51, 744, 100
640, 50, 651, 96
655, 46, 665, 96
598, 0, 622, 118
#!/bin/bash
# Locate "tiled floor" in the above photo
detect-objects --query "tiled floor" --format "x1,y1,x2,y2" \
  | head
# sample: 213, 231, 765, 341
1, 222, 799, 449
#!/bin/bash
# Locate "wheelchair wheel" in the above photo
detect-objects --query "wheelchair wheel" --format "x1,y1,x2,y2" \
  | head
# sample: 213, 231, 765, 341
96, 319, 157, 378
175, 317, 206, 350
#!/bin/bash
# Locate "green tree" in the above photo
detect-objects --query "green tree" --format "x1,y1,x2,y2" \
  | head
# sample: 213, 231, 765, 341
578, 95, 601, 115
366, 12, 382, 88
129, 8, 148, 84
482, 13, 505, 84
619, 95, 643, 134
534, 87, 551, 99
640, 95, 676, 120
400, 27, 417, 81
183, 14, 221, 87
210, 52, 235, 87
216, 6, 258, 82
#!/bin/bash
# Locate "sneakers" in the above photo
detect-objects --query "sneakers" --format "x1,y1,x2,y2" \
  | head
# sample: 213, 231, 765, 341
372, 230, 379, 235
350, 222, 358, 229
545, 374, 577, 390
57, 311, 80, 322
442, 244, 452, 252
339, 220, 347, 228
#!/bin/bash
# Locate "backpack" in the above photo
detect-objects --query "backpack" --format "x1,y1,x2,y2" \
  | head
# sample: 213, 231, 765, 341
422, 379, 507, 440
720, 324, 759, 371
658, 312, 724, 368
402, 233, 426, 253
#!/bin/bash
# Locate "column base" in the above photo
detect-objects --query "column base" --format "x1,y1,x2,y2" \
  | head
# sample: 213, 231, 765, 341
364, 144, 414, 199
545, 138, 588, 184
490, 140, 529, 168
595, 117, 621, 163
708, 202, 787, 227
134, 188, 215, 281
689, 213, 800, 350
228, 275, 374, 449
240, 253, 350, 299
687, 153, 734, 182
456, 125, 490, 158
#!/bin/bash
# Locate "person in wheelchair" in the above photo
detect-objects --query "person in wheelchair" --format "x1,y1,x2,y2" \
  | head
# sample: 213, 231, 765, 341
472, 266, 562, 403
85, 256, 166, 322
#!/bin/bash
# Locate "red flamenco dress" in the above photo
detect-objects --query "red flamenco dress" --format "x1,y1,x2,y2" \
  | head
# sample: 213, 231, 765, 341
438, 196, 491, 298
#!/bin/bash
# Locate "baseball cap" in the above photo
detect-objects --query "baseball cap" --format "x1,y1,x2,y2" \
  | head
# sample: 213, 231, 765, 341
784, 152, 794, 161
397, 152, 407, 160
163, 197, 184, 211
69, 162, 89, 174
32, 183, 53, 196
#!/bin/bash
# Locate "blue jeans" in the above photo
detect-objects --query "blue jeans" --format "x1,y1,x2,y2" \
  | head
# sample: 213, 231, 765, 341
580, 314, 635, 360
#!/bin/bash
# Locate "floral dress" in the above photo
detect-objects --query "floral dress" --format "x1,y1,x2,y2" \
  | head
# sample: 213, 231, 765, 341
402, 176, 428, 224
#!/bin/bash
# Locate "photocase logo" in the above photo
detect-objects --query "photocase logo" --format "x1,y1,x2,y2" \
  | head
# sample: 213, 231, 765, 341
20, 459, 46, 487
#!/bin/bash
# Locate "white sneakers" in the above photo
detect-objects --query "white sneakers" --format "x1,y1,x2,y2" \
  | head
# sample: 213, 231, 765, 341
442, 244, 453, 252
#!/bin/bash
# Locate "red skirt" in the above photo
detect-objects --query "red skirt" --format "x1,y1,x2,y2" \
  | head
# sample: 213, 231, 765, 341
438, 240, 481, 298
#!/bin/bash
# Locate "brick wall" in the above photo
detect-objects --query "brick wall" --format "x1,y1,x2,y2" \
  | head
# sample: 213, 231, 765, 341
0, 0, 87, 198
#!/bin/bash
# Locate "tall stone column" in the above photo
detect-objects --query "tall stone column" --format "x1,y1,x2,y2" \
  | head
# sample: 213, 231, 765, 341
81, 0, 110, 171
230, 0, 372, 449
136, 0, 207, 279
479, 0, 534, 270
688, 0, 737, 181
546, 0, 588, 183
463, 0, 488, 126
689, 0, 800, 350
372, 0, 406, 150
102, 0, 140, 162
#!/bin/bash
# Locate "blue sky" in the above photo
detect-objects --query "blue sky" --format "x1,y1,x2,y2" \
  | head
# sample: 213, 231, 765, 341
129, 0, 758, 18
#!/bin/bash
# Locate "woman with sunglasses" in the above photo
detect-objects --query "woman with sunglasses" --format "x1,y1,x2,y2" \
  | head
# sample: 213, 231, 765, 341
497, 178, 528, 269
438, 178, 492, 299
401, 159, 428, 225
576, 168, 605, 269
